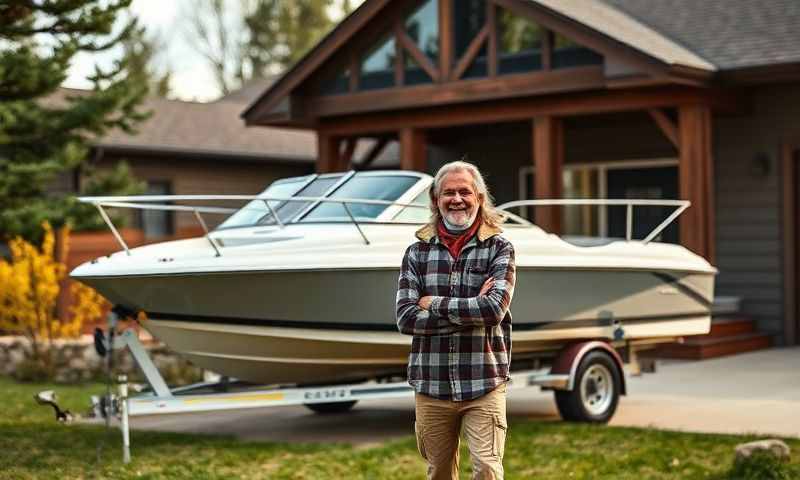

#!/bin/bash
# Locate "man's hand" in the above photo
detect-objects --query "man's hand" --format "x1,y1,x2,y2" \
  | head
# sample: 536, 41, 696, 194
418, 296, 434, 310
418, 277, 494, 310
479, 277, 495, 296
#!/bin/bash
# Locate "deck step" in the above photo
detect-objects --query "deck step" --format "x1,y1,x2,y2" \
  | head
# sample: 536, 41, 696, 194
708, 316, 756, 337
647, 316, 771, 360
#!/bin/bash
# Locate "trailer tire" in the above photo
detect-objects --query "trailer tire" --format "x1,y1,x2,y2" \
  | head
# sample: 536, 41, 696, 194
554, 350, 621, 423
304, 400, 358, 414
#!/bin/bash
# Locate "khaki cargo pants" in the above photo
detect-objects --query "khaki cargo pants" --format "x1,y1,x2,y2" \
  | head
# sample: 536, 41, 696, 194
414, 383, 508, 480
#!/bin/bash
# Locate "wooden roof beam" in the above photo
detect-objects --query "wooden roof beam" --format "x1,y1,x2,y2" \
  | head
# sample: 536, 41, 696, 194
356, 137, 390, 170
452, 25, 489, 81
318, 86, 744, 136
396, 26, 440, 82
648, 108, 679, 149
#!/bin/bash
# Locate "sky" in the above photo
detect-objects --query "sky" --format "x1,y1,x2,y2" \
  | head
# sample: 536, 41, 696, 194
65, 0, 221, 101
64, 0, 358, 102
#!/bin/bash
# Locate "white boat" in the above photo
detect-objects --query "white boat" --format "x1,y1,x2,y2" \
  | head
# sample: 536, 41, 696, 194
71, 170, 716, 386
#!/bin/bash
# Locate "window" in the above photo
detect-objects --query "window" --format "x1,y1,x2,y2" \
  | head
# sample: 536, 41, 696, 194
360, 34, 396, 91
498, 10, 543, 74
553, 33, 603, 69
405, 55, 434, 85
518, 160, 678, 242
453, 0, 487, 79
140, 181, 173, 238
301, 175, 420, 222
215, 176, 311, 230
405, 0, 438, 63
321, 68, 350, 95
562, 168, 599, 236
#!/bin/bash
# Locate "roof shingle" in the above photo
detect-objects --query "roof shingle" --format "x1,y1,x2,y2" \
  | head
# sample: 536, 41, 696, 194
601, 0, 800, 70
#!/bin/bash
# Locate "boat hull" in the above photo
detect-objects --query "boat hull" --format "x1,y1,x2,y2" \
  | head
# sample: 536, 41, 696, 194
81, 267, 714, 385
143, 311, 711, 385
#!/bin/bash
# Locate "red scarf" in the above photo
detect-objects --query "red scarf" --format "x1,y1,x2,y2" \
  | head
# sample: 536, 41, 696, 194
437, 218, 481, 260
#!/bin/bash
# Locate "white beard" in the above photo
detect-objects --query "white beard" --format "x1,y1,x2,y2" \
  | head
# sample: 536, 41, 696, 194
442, 209, 478, 231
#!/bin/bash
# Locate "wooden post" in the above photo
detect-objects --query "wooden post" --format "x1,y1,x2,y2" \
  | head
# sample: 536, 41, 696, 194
317, 132, 342, 173
399, 128, 427, 172
341, 138, 357, 170
487, 1, 497, 78
678, 105, 714, 261
532, 116, 563, 233
439, 0, 453, 81
394, 22, 405, 86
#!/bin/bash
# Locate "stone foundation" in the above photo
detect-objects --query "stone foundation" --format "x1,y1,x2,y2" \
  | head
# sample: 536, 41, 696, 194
0, 335, 203, 385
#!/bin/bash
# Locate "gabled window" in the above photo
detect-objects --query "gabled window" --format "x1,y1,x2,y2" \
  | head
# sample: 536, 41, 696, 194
405, 56, 434, 85
553, 33, 603, 69
498, 10, 543, 74
317, 0, 605, 95
321, 68, 350, 95
403, 0, 438, 85
405, 0, 438, 63
454, 0, 487, 79
360, 34, 396, 91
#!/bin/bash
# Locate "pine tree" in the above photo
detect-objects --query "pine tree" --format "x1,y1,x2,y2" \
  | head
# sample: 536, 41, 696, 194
0, 1, 149, 242
121, 24, 172, 98
245, 0, 335, 76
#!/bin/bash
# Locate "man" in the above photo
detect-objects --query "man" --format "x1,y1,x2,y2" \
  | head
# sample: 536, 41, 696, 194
396, 160, 516, 480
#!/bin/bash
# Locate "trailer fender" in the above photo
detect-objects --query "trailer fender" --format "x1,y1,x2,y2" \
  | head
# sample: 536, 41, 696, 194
549, 341, 626, 395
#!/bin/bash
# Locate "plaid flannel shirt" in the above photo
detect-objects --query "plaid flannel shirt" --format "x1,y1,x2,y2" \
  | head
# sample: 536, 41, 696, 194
396, 222, 515, 401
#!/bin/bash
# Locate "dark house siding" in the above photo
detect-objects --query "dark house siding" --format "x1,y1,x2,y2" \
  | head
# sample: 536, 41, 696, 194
714, 83, 800, 342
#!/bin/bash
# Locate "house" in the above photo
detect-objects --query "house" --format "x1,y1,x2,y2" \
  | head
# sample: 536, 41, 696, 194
241, 0, 800, 349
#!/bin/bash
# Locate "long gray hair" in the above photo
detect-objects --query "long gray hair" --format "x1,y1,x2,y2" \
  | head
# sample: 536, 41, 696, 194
427, 160, 505, 230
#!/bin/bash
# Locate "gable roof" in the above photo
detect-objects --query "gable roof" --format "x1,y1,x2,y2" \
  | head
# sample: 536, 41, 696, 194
243, 0, 800, 126
49, 88, 316, 163
240, 0, 392, 124
602, 0, 800, 71
215, 76, 280, 104
98, 95, 317, 163
532, 0, 715, 71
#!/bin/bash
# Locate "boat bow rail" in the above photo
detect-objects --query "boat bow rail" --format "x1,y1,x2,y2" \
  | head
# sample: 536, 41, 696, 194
497, 199, 690, 244
77, 194, 431, 255
78, 195, 690, 257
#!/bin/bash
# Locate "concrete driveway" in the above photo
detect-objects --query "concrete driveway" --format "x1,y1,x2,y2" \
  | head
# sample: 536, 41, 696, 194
129, 347, 800, 443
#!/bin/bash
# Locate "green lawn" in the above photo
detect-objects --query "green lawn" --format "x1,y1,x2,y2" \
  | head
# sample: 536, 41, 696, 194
1, 376, 798, 479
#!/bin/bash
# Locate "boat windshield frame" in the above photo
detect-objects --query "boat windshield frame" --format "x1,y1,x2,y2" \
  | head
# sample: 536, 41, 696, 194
76, 172, 690, 257
76, 171, 433, 255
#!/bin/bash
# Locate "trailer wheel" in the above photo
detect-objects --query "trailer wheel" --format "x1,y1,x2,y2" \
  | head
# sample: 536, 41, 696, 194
304, 400, 358, 414
555, 350, 621, 423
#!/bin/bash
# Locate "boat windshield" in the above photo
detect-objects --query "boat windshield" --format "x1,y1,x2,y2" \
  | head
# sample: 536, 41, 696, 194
300, 175, 420, 222
215, 174, 343, 229
391, 190, 430, 223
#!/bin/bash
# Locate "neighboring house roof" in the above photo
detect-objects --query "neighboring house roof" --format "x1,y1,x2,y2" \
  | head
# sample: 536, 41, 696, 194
215, 76, 280, 103
532, 0, 716, 71
602, 0, 800, 71
51, 87, 397, 167
98, 94, 316, 163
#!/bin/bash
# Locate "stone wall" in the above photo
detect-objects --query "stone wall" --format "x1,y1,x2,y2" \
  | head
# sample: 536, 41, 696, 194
0, 335, 203, 385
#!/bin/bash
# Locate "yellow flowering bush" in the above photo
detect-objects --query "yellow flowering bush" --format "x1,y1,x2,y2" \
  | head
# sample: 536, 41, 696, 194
0, 222, 108, 375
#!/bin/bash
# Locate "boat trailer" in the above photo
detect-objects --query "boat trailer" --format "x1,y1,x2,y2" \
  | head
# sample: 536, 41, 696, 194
38, 309, 659, 464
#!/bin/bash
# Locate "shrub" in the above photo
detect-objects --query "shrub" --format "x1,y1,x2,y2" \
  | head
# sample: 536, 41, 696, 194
729, 450, 795, 480
0, 222, 108, 378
